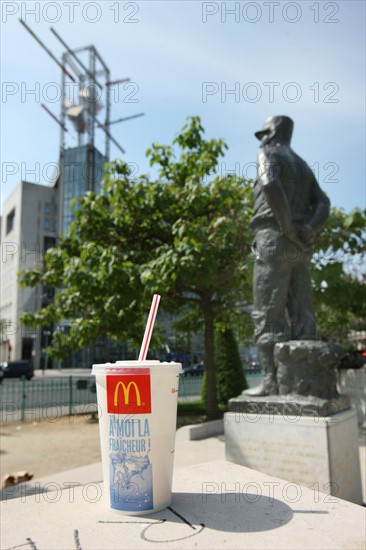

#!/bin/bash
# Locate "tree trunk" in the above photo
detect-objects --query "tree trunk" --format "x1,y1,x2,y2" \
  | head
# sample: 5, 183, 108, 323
202, 304, 220, 420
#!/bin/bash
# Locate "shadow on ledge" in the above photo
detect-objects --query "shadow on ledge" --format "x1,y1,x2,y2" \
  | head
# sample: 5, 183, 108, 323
98, 491, 328, 544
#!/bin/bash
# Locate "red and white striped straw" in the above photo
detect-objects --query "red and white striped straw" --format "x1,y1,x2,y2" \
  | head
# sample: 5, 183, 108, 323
138, 294, 161, 361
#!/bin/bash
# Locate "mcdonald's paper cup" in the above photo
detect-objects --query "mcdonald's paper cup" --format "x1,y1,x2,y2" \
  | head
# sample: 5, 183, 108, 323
91, 360, 182, 515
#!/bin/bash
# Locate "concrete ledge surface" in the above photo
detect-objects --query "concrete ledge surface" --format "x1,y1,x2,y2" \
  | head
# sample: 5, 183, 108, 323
1, 460, 365, 549
187, 419, 224, 440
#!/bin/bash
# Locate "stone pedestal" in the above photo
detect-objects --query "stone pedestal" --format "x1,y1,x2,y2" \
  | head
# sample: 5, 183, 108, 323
338, 366, 366, 427
228, 394, 350, 417
225, 408, 363, 505
275, 341, 344, 398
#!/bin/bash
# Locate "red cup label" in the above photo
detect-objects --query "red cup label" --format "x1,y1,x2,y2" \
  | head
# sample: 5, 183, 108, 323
106, 370, 152, 415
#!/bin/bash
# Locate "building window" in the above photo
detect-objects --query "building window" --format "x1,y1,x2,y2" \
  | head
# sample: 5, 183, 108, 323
44, 202, 51, 214
6, 209, 15, 235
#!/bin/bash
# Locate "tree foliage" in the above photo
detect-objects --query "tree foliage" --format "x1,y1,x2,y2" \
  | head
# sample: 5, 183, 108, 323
312, 207, 366, 346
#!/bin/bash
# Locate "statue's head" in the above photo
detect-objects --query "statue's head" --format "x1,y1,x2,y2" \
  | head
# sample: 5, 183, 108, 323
255, 116, 294, 146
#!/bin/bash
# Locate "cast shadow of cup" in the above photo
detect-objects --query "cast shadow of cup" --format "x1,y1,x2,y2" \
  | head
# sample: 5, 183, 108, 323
98, 491, 328, 544
169, 491, 294, 533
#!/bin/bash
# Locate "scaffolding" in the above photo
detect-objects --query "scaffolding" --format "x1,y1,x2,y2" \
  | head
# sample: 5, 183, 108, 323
20, 18, 143, 235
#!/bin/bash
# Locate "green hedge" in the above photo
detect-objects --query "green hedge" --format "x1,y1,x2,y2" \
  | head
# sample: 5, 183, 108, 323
201, 327, 248, 407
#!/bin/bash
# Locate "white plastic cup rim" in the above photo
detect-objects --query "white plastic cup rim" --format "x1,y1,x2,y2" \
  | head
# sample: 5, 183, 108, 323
91, 360, 183, 376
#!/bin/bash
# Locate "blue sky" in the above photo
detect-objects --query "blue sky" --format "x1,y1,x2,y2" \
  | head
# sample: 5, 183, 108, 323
1, 0, 365, 214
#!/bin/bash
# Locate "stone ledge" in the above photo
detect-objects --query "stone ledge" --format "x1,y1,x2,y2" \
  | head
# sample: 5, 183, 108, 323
188, 419, 224, 440
229, 394, 350, 417
1, 460, 365, 549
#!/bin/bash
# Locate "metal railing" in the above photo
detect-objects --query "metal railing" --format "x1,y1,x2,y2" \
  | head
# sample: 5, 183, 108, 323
0, 374, 204, 422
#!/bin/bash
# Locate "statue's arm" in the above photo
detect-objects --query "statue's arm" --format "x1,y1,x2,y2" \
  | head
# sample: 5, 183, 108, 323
258, 150, 294, 238
297, 176, 330, 246
308, 178, 331, 234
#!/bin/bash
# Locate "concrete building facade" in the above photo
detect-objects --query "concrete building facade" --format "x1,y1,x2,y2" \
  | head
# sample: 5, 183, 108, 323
1, 181, 57, 368
0, 143, 107, 369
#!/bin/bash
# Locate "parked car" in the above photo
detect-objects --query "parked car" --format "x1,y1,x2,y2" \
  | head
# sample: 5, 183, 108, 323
0, 360, 34, 381
245, 360, 262, 374
182, 362, 205, 376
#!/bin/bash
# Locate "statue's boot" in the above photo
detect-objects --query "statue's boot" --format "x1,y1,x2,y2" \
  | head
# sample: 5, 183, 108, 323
243, 346, 278, 397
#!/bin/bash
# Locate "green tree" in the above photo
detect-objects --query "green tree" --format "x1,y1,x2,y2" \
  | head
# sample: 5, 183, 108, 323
20, 117, 254, 420
201, 326, 248, 408
312, 207, 366, 346
143, 118, 254, 418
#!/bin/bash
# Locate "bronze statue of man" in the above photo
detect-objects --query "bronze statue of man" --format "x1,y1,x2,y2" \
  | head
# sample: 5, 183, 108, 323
245, 116, 330, 396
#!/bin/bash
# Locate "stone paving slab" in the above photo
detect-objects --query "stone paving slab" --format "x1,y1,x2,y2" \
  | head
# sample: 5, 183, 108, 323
1, 460, 365, 550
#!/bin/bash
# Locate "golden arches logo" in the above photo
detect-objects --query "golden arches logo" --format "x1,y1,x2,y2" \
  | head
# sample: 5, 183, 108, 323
113, 381, 141, 407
